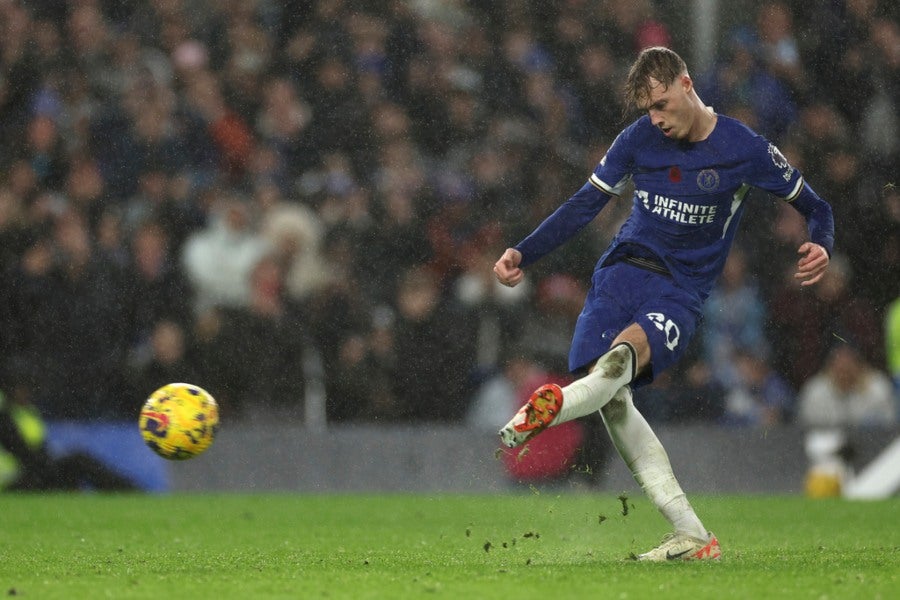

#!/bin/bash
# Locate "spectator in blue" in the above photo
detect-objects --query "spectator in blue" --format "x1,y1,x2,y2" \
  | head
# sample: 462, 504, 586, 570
701, 245, 770, 389
696, 26, 797, 143
721, 346, 795, 426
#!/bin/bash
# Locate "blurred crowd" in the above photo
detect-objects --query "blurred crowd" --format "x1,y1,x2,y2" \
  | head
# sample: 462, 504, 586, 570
0, 0, 897, 436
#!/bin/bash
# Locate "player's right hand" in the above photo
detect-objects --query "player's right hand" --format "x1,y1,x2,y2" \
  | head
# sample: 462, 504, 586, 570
493, 248, 524, 287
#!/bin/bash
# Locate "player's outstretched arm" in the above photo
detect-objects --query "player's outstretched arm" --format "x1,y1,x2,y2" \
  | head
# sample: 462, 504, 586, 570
509, 182, 613, 271
494, 248, 524, 287
795, 241, 830, 286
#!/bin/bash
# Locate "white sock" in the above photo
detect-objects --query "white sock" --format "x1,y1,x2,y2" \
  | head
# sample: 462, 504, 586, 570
600, 386, 708, 540
553, 343, 636, 425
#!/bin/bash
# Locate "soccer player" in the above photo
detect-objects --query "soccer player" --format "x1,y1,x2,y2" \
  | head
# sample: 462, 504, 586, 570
494, 47, 834, 561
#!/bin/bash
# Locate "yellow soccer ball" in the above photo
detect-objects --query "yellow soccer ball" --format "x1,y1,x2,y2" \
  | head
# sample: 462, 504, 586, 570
804, 468, 843, 498
139, 383, 219, 460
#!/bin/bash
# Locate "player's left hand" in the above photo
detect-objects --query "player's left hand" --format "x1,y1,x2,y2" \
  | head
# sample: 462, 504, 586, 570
794, 242, 829, 286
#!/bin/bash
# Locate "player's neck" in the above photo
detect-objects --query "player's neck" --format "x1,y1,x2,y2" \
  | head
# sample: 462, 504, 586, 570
686, 101, 717, 143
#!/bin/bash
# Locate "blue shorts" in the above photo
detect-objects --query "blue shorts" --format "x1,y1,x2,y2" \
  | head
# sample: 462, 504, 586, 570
568, 262, 703, 387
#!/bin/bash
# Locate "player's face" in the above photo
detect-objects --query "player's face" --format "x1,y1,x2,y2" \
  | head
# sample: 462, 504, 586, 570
643, 75, 693, 140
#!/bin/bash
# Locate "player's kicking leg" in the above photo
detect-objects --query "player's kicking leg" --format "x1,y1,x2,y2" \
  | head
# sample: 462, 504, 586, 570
499, 342, 637, 448
498, 382, 564, 448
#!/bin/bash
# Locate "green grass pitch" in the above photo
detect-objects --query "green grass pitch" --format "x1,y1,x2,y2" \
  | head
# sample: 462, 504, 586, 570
1, 492, 897, 599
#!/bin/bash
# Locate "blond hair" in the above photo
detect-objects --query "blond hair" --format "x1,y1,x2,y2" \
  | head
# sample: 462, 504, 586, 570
623, 47, 687, 111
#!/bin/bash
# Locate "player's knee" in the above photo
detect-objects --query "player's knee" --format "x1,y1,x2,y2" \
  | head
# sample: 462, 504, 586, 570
600, 386, 633, 423
611, 324, 652, 373
591, 341, 639, 379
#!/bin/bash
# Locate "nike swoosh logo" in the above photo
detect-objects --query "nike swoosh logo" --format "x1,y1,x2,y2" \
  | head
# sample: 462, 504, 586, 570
666, 548, 692, 560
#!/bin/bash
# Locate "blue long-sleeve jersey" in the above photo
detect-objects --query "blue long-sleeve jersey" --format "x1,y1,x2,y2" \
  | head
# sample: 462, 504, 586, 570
515, 114, 834, 302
